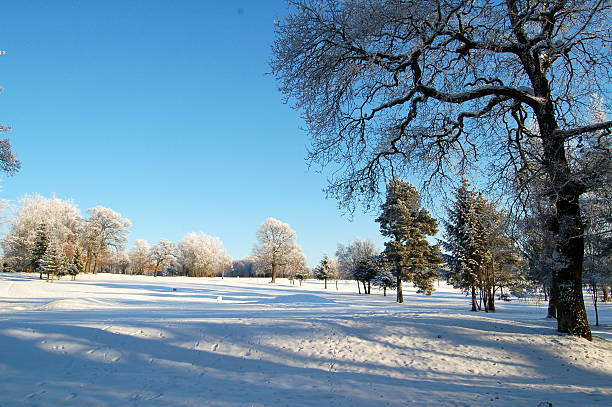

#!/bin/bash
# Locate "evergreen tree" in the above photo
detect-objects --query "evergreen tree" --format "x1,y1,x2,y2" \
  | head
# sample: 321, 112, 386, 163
314, 255, 337, 289
372, 261, 396, 297
352, 258, 378, 294
444, 179, 520, 311
68, 248, 84, 280
39, 244, 65, 281
31, 222, 49, 279
376, 178, 441, 303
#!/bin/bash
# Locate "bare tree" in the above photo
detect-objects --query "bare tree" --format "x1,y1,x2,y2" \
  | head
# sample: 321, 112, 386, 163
81, 206, 131, 274
272, 0, 612, 340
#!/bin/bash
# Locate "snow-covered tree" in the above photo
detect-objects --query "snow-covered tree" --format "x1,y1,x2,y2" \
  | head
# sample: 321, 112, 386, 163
81, 206, 131, 274
2, 195, 82, 272
31, 222, 50, 279
377, 179, 441, 302
129, 239, 151, 275
178, 232, 231, 277
39, 244, 66, 281
372, 265, 396, 297
150, 240, 177, 277
252, 218, 301, 283
68, 249, 84, 280
313, 254, 337, 289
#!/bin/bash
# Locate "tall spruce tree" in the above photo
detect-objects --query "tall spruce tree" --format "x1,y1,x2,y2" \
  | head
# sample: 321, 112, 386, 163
40, 244, 65, 281
376, 178, 441, 303
444, 179, 520, 312
31, 222, 49, 279
443, 179, 486, 311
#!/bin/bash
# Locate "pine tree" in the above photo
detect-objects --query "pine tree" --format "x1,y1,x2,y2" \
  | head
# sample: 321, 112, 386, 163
39, 244, 65, 281
31, 222, 49, 279
443, 179, 485, 310
314, 255, 336, 289
376, 178, 441, 303
444, 179, 520, 311
68, 248, 84, 280
372, 260, 396, 297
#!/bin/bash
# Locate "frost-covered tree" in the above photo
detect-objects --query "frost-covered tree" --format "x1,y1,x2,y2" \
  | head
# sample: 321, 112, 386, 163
2, 195, 82, 272
372, 265, 396, 297
150, 240, 177, 277
178, 232, 231, 277
81, 206, 131, 274
284, 245, 309, 283
40, 244, 65, 281
129, 239, 151, 275
445, 180, 520, 312
272, 0, 612, 340
377, 179, 441, 302
68, 248, 84, 280
31, 222, 50, 279
314, 254, 337, 289
252, 218, 301, 283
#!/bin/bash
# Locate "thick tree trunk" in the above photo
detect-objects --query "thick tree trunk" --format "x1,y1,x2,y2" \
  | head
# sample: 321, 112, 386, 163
471, 286, 477, 311
549, 193, 591, 339
271, 263, 276, 283
488, 289, 495, 312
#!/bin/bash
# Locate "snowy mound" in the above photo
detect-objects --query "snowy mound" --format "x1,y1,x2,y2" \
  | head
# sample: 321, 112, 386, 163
264, 294, 335, 304
40, 298, 121, 311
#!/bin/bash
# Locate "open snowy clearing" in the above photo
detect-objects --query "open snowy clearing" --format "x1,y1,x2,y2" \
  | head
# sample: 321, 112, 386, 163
0, 273, 610, 407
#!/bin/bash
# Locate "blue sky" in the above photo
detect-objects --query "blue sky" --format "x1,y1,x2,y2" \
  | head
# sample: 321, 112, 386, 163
0, 0, 386, 264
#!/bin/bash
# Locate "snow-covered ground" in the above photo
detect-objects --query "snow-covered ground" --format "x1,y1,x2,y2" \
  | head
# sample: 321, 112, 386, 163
0, 273, 610, 407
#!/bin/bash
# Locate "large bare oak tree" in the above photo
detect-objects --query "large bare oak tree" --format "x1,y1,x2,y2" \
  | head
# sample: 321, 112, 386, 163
272, 0, 612, 340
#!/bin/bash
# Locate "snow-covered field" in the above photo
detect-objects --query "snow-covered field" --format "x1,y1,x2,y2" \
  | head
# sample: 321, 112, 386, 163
0, 273, 610, 407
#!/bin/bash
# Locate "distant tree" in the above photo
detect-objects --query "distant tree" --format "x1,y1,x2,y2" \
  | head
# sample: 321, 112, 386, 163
81, 206, 131, 274
352, 257, 378, 295
377, 179, 441, 303
150, 240, 177, 277
314, 254, 337, 289
40, 244, 65, 281
295, 269, 310, 286
372, 263, 396, 297
178, 232, 231, 277
336, 238, 377, 293
252, 218, 301, 283
2, 195, 82, 273
31, 222, 50, 279
68, 248, 84, 280
128, 239, 151, 275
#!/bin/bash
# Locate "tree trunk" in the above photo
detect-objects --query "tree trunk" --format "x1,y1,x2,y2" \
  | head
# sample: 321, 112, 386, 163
362, 281, 367, 294
336, 279, 338, 290
383, 287, 386, 296
529, 61, 591, 339
271, 263, 276, 283
602, 286, 609, 302
396, 262, 403, 303
471, 286, 477, 311
367, 281, 371, 295
357, 280, 361, 294
488, 288, 495, 312
547, 273, 558, 319
324, 278, 327, 289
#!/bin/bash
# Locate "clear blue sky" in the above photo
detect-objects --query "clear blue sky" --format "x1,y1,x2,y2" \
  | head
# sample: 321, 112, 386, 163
0, 0, 385, 264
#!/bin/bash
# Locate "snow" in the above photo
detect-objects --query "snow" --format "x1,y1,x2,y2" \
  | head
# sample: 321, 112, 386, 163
0, 273, 610, 407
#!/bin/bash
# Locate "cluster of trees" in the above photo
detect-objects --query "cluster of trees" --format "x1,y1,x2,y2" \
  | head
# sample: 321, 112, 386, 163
272, 0, 612, 339
0, 195, 233, 279
1, 196, 129, 280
